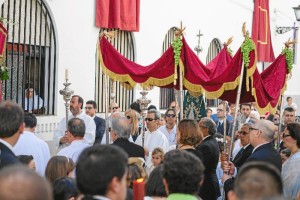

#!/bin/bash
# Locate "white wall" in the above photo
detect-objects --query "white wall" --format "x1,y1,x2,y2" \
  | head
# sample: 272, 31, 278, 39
46, 0, 99, 116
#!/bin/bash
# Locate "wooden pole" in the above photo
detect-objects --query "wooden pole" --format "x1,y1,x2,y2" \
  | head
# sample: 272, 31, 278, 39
104, 73, 110, 144
223, 101, 228, 153
228, 60, 245, 161
277, 94, 284, 151
179, 67, 184, 121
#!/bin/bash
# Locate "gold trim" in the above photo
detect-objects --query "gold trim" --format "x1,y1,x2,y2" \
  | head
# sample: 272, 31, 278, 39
257, 6, 268, 45
98, 37, 175, 89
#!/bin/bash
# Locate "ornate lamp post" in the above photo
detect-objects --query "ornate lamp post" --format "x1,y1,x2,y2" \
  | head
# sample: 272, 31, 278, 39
136, 89, 151, 147
59, 70, 74, 126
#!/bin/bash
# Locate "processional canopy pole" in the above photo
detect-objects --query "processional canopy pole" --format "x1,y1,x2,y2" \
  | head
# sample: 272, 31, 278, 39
137, 88, 151, 147
228, 23, 249, 161
59, 69, 74, 127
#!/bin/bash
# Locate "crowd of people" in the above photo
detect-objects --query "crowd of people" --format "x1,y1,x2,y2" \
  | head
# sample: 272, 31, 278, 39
0, 95, 300, 200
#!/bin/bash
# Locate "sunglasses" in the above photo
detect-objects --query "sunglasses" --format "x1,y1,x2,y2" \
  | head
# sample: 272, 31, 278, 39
126, 116, 131, 119
85, 107, 94, 110
112, 107, 119, 110
145, 118, 155, 122
165, 114, 176, 118
249, 127, 259, 131
238, 131, 248, 135
282, 134, 291, 139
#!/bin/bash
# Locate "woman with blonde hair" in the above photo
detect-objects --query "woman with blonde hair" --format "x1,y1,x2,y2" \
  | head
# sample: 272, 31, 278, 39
124, 109, 141, 142
45, 156, 75, 184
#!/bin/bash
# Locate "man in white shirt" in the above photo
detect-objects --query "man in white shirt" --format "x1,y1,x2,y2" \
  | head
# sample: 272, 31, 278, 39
57, 118, 90, 163
158, 108, 177, 147
135, 109, 169, 156
13, 113, 51, 176
240, 103, 255, 123
283, 96, 297, 111
53, 95, 96, 150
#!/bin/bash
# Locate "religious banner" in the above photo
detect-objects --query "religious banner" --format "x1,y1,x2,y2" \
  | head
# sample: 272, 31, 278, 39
183, 92, 206, 122
96, 0, 140, 31
252, 0, 275, 62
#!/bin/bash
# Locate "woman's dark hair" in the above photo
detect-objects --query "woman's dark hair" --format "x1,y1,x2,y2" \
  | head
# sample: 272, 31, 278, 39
17, 155, 34, 165
146, 165, 167, 197
286, 122, 300, 148
53, 177, 79, 200
280, 149, 291, 157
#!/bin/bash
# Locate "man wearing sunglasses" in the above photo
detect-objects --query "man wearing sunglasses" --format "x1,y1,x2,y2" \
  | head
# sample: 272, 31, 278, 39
135, 109, 169, 164
158, 108, 177, 148
85, 100, 106, 144
222, 120, 282, 195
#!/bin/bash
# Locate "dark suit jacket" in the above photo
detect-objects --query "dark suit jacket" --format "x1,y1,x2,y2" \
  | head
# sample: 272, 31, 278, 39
232, 144, 254, 168
224, 142, 282, 198
0, 142, 21, 170
112, 138, 145, 159
94, 116, 106, 144
247, 142, 282, 172
196, 135, 220, 200
215, 119, 231, 136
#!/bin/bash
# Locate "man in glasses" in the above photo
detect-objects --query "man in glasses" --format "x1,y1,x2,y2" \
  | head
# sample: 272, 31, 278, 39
222, 120, 282, 195
85, 100, 105, 144
111, 102, 120, 113
54, 95, 96, 151
231, 123, 253, 168
158, 108, 177, 148
215, 103, 231, 136
135, 109, 169, 166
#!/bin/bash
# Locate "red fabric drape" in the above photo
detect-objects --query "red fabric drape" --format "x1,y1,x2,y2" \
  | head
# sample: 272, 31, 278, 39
99, 36, 175, 87
220, 53, 288, 113
99, 35, 289, 113
252, 0, 275, 62
0, 23, 7, 102
181, 37, 256, 99
96, 0, 140, 32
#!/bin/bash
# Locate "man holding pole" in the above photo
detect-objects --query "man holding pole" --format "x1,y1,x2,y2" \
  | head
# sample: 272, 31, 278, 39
53, 95, 96, 151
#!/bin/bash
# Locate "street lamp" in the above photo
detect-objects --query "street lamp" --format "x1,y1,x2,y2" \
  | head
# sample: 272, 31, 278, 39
276, 5, 300, 34
293, 5, 300, 21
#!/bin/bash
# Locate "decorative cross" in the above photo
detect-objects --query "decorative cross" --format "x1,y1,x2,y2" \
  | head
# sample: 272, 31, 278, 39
194, 30, 203, 56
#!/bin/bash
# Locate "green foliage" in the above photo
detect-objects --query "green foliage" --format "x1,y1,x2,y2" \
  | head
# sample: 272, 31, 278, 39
172, 37, 183, 66
0, 65, 9, 80
241, 37, 255, 68
281, 48, 293, 74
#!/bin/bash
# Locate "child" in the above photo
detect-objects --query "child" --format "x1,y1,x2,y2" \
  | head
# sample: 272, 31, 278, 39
146, 147, 165, 175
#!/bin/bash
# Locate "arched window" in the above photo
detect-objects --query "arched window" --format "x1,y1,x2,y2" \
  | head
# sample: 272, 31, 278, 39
159, 27, 178, 110
0, 0, 57, 115
205, 38, 222, 107
95, 28, 136, 112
